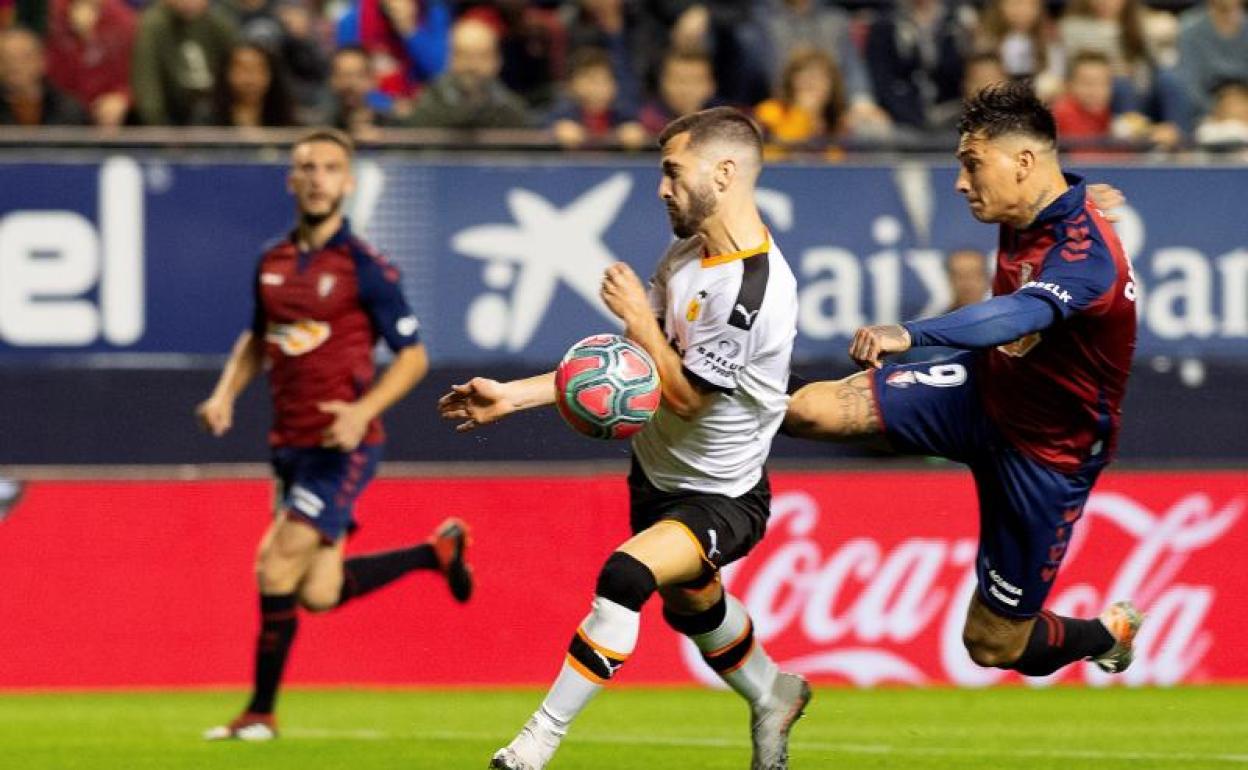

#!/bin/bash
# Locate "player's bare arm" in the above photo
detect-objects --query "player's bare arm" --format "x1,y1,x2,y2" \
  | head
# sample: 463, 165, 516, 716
783, 371, 883, 440
196, 330, 265, 436
600, 261, 711, 420
438, 371, 557, 433
849, 324, 913, 370
320, 343, 429, 451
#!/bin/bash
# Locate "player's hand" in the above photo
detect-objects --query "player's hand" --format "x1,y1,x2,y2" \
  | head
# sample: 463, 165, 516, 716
849, 324, 912, 369
600, 262, 650, 325
1087, 183, 1127, 223
437, 377, 515, 432
196, 396, 234, 437
319, 400, 370, 451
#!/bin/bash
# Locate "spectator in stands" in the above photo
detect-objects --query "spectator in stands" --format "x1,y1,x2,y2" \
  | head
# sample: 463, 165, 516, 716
547, 46, 645, 149
566, 0, 642, 113
945, 248, 991, 311
460, 0, 567, 111
45, 0, 136, 128
1059, 0, 1188, 143
973, 0, 1063, 98
0, 26, 88, 125
865, 0, 966, 130
405, 17, 530, 129
1052, 50, 1115, 147
336, 0, 451, 103
896, 247, 992, 363
212, 41, 296, 127
635, 1, 770, 106
765, 0, 891, 136
226, 0, 329, 118
132, 0, 237, 125
326, 44, 397, 136
754, 48, 845, 146
1195, 78, 1248, 149
961, 51, 1008, 101
638, 48, 716, 135
1178, 0, 1248, 119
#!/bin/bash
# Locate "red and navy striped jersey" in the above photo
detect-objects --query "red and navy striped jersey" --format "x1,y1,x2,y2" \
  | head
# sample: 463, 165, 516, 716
983, 175, 1137, 472
251, 220, 421, 448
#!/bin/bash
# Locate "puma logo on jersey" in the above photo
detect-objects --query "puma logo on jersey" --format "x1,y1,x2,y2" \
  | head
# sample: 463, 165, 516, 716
733, 304, 760, 328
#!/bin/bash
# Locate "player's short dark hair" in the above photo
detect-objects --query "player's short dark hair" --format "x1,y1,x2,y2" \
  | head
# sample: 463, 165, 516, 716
658, 106, 763, 159
568, 46, 613, 79
294, 128, 355, 158
662, 48, 713, 73
333, 44, 370, 67
957, 79, 1056, 146
1068, 49, 1112, 77
1212, 78, 1248, 100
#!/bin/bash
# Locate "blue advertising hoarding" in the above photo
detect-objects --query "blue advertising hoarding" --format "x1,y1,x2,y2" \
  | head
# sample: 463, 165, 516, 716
0, 157, 1244, 364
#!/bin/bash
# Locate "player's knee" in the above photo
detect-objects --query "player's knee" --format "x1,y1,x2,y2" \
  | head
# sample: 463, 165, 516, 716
255, 546, 304, 593
297, 585, 339, 613
596, 552, 658, 612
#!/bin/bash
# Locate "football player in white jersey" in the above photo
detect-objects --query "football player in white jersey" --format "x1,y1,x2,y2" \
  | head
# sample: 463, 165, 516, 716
439, 107, 808, 770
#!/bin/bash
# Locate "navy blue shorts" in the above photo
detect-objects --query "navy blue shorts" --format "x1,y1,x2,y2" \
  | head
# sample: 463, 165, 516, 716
872, 352, 1104, 619
270, 444, 382, 542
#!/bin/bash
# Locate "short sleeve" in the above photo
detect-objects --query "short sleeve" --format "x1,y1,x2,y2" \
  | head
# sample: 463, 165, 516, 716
354, 249, 422, 352
250, 259, 266, 338
1017, 235, 1118, 319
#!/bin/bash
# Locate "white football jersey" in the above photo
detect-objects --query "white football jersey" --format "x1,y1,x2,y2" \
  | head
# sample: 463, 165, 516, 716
631, 233, 797, 497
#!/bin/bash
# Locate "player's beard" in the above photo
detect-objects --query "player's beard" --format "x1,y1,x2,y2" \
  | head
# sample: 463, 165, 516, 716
667, 181, 716, 239
300, 194, 344, 227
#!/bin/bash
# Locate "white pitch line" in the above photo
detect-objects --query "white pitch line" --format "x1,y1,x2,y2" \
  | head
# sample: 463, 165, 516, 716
281, 727, 1248, 764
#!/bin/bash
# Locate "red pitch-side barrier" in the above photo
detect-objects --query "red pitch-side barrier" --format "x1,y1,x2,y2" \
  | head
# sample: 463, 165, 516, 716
0, 470, 1243, 688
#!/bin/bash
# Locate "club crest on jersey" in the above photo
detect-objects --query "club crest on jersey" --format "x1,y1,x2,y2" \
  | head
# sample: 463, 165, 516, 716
885, 370, 917, 388
317, 273, 336, 298
266, 320, 331, 356
998, 332, 1042, 358
686, 290, 708, 322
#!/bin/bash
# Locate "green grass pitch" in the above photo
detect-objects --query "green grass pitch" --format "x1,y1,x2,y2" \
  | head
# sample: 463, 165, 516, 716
2, 686, 1245, 769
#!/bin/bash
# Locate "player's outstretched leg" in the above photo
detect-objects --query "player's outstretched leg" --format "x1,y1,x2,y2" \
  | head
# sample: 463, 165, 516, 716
490, 552, 657, 770
665, 590, 811, 770
337, 517, 474, 606
965, 595, 1145, 677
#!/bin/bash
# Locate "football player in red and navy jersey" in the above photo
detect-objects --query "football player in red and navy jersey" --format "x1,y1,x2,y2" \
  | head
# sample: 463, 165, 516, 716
785, 82, 1144, 680
196, 129, 474, 741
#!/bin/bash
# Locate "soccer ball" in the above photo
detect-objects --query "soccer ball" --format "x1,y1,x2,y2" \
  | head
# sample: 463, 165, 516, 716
555, 334, 661, 440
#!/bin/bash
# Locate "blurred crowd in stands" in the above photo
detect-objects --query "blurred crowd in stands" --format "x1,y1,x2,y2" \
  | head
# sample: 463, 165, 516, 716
0, 0, 1245, 153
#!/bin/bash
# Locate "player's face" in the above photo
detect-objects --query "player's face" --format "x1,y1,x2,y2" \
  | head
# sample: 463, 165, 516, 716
658, 133, 717, 239
955, 133, 1023, 224
288, 141, 354, 224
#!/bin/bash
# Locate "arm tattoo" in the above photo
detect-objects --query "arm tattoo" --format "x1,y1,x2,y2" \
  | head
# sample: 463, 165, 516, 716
834, 371, 882, 437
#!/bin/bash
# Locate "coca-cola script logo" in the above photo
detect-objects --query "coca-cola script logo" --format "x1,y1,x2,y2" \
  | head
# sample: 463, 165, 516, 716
680, 485, 1244, 688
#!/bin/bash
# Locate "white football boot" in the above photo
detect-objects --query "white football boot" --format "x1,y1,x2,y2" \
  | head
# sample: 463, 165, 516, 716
749, 672, 812, 770
489, 714, 563, 770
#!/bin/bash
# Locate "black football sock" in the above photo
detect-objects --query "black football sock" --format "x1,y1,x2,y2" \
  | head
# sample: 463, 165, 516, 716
336, 544, 438, 606
1011, 610, 1115, 677
245, 592, 298, 715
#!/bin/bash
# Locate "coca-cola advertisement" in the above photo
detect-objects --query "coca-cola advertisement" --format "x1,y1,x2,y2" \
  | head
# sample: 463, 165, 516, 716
0, 470, 1242, 688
